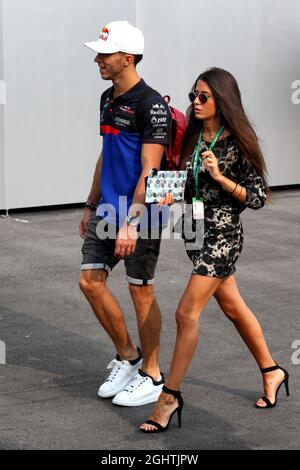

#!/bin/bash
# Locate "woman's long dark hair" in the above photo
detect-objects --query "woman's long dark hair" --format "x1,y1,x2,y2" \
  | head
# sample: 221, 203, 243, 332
181, 67, 270, 195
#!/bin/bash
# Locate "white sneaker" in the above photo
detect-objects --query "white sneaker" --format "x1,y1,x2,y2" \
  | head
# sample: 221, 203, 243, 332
98, 353, 142, 398
112, 369, 164, 406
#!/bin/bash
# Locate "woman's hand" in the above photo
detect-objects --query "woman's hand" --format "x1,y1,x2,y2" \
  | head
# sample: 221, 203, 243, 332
201, 151, 224, 183
158, 191, 174, 207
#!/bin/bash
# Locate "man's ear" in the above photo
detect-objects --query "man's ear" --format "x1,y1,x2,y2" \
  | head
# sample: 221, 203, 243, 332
123, 54, 134, 66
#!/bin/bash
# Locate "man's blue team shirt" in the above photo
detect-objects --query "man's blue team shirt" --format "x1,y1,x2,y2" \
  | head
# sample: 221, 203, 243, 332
96, 79, 171, 229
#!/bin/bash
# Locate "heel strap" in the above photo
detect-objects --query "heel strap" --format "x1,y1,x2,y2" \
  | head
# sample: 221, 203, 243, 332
162, 385, 181, 399
260, 364, 279, 374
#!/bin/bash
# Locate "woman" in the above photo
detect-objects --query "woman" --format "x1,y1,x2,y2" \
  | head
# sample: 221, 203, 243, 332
140, 68, 289, 433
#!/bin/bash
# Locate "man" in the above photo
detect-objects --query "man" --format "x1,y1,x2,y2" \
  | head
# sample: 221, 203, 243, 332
79, 21, 171, 407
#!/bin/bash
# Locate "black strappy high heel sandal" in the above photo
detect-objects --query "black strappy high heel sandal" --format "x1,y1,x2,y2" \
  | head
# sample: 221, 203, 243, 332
255, 364, 289, 409
140, 385, 184, 433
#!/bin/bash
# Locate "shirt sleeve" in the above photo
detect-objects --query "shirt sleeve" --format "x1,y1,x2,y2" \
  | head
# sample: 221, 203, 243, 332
140, 93, 171, 145
238, 154, 267, 210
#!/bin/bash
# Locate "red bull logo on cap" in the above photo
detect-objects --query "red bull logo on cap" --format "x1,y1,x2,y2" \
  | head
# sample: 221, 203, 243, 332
99, 26, 110, 41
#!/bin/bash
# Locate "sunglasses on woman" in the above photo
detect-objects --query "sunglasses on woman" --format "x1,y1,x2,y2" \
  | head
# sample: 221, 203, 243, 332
188, 90, 212, 104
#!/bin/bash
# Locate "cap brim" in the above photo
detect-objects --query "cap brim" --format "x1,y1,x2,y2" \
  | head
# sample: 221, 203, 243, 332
83, 40, 120, 54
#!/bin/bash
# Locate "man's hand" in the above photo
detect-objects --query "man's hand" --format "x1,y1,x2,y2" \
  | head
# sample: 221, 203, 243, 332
79, 208, 94, 239
114, 224, 138, 258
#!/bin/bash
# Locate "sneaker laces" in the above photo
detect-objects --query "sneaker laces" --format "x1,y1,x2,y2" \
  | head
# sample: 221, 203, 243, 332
124, 373, 148, 393
105, 359, 124, 383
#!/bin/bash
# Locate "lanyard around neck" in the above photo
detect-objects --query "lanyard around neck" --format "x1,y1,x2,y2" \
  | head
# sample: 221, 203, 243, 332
193, 126, 225, 199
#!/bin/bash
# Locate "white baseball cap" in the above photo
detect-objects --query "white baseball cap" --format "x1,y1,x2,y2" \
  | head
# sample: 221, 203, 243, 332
84, 20, 144, 55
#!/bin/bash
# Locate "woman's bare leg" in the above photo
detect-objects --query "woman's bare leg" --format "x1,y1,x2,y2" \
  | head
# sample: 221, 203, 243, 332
140, 274, 223, 431
214, 275, 285, 407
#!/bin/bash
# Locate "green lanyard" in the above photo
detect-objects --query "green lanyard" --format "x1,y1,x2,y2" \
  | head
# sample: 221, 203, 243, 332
193, 126, 225, 199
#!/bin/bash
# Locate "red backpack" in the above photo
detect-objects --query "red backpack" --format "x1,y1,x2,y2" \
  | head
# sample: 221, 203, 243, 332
161, 95, 187, 170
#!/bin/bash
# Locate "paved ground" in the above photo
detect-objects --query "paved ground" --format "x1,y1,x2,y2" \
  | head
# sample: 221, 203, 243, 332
0, 189, 299, 450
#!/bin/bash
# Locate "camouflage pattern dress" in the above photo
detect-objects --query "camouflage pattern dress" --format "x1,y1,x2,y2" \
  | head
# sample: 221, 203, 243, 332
184, 134, 267, 277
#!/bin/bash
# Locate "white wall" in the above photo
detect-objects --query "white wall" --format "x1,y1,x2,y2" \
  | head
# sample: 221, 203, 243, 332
2, 0, 136, 210
137, 0, 300, 187
1, 0, 300, 210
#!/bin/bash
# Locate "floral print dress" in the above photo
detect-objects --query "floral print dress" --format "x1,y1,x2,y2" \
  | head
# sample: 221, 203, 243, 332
184, 134, 267, 277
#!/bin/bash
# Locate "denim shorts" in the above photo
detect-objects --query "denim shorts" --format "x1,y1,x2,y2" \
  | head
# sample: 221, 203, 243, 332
81, 216, 162, 285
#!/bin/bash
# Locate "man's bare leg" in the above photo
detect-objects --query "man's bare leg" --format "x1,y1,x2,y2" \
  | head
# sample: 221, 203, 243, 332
79, 269, 138, 360
129, 284, 162, 380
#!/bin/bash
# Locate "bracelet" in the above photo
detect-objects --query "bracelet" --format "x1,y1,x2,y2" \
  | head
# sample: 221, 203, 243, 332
85, 200, 98, 211
230, 183, 238, 195
237, 186, 243, 198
